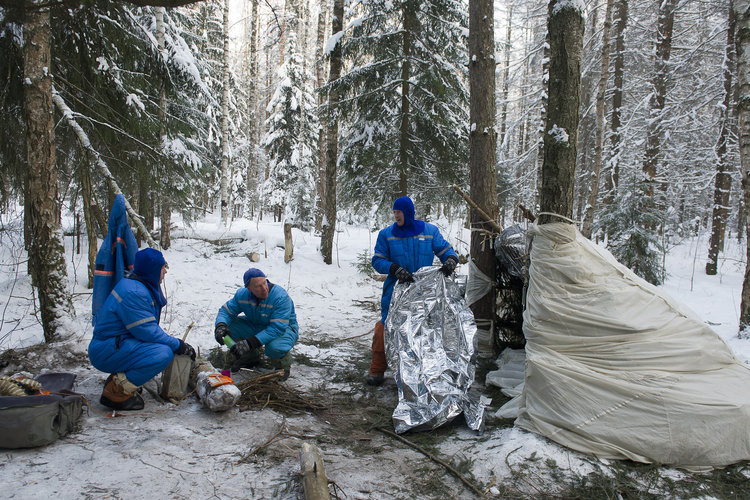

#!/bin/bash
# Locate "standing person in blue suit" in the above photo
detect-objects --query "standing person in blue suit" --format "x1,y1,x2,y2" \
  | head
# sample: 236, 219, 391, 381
367, 196, 459, 386
89, 248, 196, 411
214, 268, 298, 380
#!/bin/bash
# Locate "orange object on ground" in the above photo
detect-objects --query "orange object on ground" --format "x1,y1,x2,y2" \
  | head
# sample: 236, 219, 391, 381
207, 373, 235, 388
369, 321, 387, 374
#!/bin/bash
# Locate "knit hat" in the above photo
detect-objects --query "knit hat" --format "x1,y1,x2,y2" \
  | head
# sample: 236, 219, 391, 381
133, 248, 166, 287
243, 268, 266, 287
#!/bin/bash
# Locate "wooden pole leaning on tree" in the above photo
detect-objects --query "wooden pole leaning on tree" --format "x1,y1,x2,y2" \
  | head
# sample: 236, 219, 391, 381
451, 184, 503, 234
300, 442, 331, 500
51, 89, 159, 249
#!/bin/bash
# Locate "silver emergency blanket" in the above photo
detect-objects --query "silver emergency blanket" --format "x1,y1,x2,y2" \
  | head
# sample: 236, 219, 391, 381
385, 267, 485, 434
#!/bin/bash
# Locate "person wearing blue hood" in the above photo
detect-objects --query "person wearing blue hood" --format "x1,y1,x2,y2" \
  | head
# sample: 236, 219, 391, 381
214, 268, 298, 379
368, 196, 459, 386
88, 248, 196, 410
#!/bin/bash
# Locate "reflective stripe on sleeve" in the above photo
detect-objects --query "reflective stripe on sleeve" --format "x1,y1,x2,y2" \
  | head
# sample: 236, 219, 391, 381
125, 316, 156, 329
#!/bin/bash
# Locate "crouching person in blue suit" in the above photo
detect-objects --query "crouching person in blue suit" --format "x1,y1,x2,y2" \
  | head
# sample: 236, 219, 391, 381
88, 248, 196, 411
214, 268, 298, 380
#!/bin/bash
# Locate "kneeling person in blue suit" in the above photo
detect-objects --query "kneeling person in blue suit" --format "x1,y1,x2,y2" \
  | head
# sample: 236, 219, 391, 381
214, 268, 298, 379
88, 248, 196, 411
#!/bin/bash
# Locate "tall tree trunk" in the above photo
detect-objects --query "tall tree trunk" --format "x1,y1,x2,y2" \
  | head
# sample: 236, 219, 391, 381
733, 0, 750, 331
321, 0, 342, 265
219, 0, 231, 226
24, 0, 74, 342
469, 0, 499, 350
244, 0, 260, 218
581, 0, 614, 239
539, 0, 585, 224
79, 162, 98, 289
156, 7, 170, 249
314, 0, 328, 232
707, 0, 737, 275
604, 0, 628, 205
499, 3, 514, 157
641, 0, 676, 201
398, 2, 416, 197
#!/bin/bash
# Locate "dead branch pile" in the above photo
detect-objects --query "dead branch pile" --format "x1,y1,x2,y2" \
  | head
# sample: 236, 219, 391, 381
235, 371, 326, 414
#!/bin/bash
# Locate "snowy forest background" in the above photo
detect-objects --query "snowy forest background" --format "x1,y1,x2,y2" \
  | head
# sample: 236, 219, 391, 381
1, 0, 750, 343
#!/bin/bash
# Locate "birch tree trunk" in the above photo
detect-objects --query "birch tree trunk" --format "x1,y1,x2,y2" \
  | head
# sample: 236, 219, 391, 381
538, 0, 585, 224
320, 0, 343, 265
469, 0, 499, 346
733, 0, 750, 331
641, 0, 676, 201
23, 0, 74, 342
581, 0, 614, 239
219, 0, 231, 226
706, 0, 737, 275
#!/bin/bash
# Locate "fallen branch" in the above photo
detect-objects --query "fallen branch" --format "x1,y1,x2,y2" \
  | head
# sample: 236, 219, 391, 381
237, 417, 287, 464
377, 427, 485, 498
451, 184, 503, 234
338, 328, 374, 342
52, 89, 158, 249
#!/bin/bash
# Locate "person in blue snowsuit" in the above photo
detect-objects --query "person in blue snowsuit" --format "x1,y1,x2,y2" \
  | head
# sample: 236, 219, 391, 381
214, 268, 298, 379
89, 248, 195, 411
367, 196, 459, 386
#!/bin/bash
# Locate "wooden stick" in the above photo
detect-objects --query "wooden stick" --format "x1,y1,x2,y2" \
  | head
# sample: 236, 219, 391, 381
300, 442, 331, 500
237, 417, 287, 464
182, 321, 195, 341
451, 184, 503, 234
517, 203, 537, 222
377, 427, 485, 498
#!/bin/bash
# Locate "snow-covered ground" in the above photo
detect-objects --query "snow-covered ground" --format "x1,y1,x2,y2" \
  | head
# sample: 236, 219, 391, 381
0, 206, 749, 499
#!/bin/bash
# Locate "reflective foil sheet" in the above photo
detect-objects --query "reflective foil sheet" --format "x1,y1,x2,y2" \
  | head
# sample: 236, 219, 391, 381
385, 267, 485, 434
494, 224, 528, 279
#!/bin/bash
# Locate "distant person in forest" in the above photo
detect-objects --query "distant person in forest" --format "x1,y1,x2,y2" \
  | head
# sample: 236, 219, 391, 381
367, 196, 459, 386
214, 268, 298, 380
88, 248, 196, 411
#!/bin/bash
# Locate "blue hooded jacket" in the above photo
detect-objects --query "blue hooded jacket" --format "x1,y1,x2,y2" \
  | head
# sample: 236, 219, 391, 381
92, 194, 137, 324
371, 197, 457, 322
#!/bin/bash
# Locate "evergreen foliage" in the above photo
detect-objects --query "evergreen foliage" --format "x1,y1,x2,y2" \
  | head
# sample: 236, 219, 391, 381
333, 0, 470, 216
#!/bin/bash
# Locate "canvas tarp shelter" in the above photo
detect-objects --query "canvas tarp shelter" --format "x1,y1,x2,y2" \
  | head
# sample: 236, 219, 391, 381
516, 222, 750, 469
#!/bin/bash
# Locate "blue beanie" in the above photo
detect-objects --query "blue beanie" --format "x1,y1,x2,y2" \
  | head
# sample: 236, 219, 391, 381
392, 196, 415, 222
133, 248, 166, 287
243, 268, 266, 287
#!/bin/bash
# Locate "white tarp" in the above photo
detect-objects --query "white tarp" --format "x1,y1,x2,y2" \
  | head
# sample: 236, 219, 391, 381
516, 222, 750, 469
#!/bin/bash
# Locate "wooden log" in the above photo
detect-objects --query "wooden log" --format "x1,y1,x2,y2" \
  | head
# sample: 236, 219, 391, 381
300, 442, 330, 500
247, 252, 260, 262
284, 222, 294, 263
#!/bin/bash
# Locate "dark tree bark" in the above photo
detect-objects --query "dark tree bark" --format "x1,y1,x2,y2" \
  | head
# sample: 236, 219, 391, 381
734, 0, 750, 332
581, 0, 614, 239
320, 0, 343, 265
397, 1, 417, 197
79, 161, 98, 289
707, 0, 737, 275
469, 0, 499, 343
314, 0, 328, 232
642, 0, 676, 201
538, 1, 585, 224
604, 0, 628, 205
23, 0, 74, 342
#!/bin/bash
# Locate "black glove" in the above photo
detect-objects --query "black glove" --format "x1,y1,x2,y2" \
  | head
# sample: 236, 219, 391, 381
214, 323, 230, 345
230, 336, 262, 358
440, 256, 458, 277
176, 340, 196, 360
389, 263, 414, 283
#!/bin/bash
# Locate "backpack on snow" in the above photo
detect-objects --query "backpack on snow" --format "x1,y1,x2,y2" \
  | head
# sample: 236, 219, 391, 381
0, 373, 84, 449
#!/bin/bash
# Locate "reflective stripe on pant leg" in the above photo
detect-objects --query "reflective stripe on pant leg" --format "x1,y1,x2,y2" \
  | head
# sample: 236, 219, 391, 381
369, 321, 387, 373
